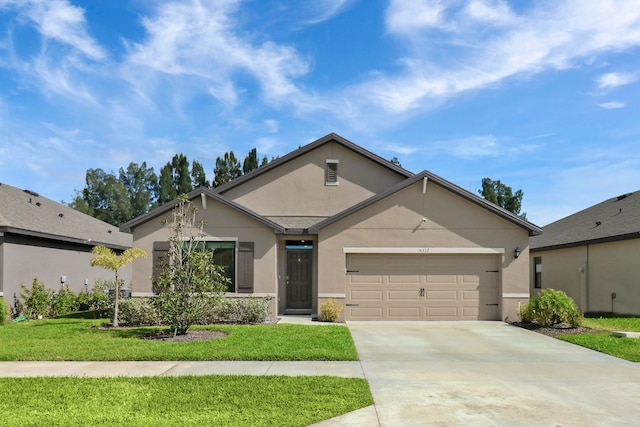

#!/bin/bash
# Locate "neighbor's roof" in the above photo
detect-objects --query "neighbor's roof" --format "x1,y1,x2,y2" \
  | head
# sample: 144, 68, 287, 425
530, 191, 640, 251
0, 182, 132, 249
309, 171, 543, 236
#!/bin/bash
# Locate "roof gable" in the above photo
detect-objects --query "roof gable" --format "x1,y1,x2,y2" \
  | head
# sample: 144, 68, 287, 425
0, 182, 131, 249
214, 133, 413, 194
120, 188, 285, 233
310, 171, 542, 236
531, 191, 640, 250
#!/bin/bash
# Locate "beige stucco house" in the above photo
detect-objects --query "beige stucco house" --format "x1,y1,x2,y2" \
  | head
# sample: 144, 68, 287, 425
530, 191, 640, 314
0, 182, 132, 311
122, 134, 541, 321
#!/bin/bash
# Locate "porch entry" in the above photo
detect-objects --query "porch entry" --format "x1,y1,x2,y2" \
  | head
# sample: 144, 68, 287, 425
285, 241, 313, 314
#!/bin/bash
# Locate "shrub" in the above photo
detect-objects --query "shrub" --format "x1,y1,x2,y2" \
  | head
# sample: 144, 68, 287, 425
202, 296, 271, 324
19, 278, 54, 319
90, 280, 113, 311
521, 289, 582, 327
0, 297, 7, 325
118, 298, 163, 326
319, 298, 343, 322
51, 288, 79, 317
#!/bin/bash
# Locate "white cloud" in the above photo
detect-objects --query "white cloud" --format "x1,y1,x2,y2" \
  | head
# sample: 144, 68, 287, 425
463, 0, 515, 26
301, 0, 354, 25
350, 1, 640, 118
597, 72, 637, 89
11, 0, 106, 60
264, 119, 279, 133
599, 101, 625, 109
386, 0, 448, 35
123, 0, 310, 108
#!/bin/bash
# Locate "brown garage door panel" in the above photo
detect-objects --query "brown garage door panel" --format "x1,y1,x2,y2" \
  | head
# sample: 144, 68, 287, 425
388, 307, 421, 319
345, 254, 500, 321
425, 306, 458, 319
350, 289, 384, 301
425, 290, 457, 300
388, 290, 421, 300
348, 306, 384, 319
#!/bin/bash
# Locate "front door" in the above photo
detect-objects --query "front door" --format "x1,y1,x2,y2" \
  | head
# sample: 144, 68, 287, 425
286, 247, 312, 312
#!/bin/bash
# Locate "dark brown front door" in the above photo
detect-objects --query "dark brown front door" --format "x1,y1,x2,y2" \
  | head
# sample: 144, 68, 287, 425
286, 249, 312, 311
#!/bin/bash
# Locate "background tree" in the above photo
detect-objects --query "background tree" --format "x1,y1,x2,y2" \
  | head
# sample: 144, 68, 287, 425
154, 195, 228, 336
172, 154, 192, 195
119, 162, 158, 218
157, 163, 177, 205
243, 148, 259, 174
479, 177, 526, 219
90, 246, 147, 327
191, 160, 209, 188
213, 151, 241, 187
76, 168, 132, 226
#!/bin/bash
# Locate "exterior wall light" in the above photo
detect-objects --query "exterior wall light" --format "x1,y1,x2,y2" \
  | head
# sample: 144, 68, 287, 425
514, 248, 521, 259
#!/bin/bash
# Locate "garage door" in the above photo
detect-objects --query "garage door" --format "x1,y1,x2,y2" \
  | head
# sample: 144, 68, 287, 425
345, 254, 500, 320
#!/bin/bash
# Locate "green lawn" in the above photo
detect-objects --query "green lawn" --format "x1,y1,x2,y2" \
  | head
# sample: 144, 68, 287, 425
0, 318, 358, 361
558, 314, 640, 362
0, 375, 373, 427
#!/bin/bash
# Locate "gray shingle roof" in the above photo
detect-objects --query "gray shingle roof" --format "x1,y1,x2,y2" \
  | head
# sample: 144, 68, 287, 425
0, 182, 132, 249
530, 191, 640, 251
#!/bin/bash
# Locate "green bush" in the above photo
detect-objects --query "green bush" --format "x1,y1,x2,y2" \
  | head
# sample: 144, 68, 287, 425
51, 288, 79, 317
118, 298, 162, 326
19, 278, 54, 319
521, 289, 583, 327
0, 297, 7, 325
90, 279, 114, 311
201, 296, 272, 324
319, 298, 343, 322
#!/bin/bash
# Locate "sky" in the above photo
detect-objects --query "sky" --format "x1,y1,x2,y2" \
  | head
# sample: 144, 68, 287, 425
1, 0, 639, 226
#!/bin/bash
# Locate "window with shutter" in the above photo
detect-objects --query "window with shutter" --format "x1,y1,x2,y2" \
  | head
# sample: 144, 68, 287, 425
237, 242, 254, 293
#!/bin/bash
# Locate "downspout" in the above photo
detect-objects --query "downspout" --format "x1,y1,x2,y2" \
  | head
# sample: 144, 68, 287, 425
585, 244, 590, 313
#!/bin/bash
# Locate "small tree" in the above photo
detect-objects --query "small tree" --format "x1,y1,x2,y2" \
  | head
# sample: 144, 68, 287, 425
154, 194, 229, 336
90, 246, 147, 327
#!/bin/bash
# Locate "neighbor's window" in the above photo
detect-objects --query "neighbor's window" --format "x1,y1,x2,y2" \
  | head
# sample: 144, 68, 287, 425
205, 241, 236, 292
534, 257, 542, 289
325, 159, 339, 185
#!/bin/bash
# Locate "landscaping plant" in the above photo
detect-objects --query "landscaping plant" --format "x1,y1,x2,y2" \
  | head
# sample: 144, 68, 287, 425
0, 297, 7, 325
90, 246, 147, 327
17, 278, 53, 319
520, 288, 582, 327
154, 195, 228, 336
319, 298, 343, 322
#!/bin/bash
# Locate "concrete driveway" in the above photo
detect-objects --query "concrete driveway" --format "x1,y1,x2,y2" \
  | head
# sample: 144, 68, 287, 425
347, 321, 640, 427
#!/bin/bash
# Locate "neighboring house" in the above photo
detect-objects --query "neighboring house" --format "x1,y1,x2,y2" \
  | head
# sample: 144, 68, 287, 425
121, 133, 541, 321
0, 182, 133, 309
530, 191, 640, 315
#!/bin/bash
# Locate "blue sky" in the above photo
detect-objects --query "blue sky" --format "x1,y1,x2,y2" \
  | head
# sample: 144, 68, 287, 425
1, 0, 639, 226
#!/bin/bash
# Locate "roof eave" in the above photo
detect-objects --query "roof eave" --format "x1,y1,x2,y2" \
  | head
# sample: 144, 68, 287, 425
0, 226, 131, 251
531, 231, 640, 252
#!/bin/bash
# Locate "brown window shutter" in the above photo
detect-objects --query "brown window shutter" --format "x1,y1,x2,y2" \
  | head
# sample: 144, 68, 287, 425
152, 241, 170, 284
237, 242, 254, 293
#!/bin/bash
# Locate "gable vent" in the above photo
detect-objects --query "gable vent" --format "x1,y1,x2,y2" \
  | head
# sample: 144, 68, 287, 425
325, 160, 339, 185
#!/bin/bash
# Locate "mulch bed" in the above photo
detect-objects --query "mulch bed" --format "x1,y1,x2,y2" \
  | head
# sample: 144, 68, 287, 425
139, 330, 228, 342
510, 321, 595, 337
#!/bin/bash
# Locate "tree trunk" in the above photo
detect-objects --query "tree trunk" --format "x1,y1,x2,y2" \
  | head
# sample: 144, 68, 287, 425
112, 271, 119, 327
